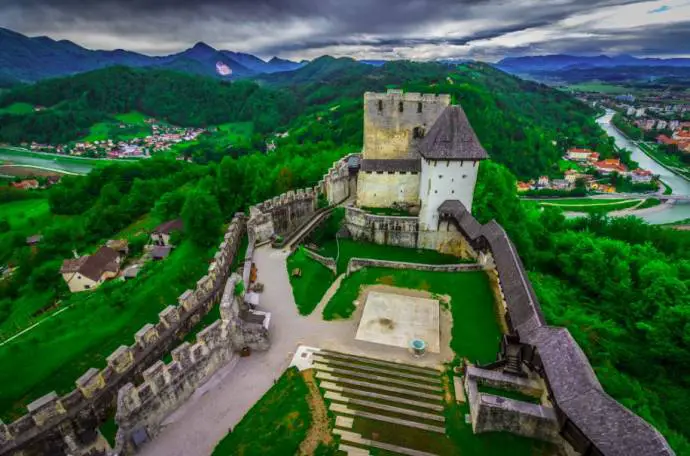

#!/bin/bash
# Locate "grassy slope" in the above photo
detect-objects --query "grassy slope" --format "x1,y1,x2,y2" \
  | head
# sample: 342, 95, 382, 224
0, 103, 35, 115
0, 240, 214, 421
317, 239, 467, 275
322, 268, 501, 364
212, 367, 311, 456
538, 199, 642, 214
286, 247, 335, 316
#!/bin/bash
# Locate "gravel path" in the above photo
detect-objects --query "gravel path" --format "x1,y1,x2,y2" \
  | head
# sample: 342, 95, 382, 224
137, 245, 450, 456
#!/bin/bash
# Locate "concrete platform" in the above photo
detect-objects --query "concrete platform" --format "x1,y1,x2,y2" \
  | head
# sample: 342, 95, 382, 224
355, 291, 440, 353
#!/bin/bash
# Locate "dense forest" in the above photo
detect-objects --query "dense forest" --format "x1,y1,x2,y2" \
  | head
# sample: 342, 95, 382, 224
473, 161, 690, 453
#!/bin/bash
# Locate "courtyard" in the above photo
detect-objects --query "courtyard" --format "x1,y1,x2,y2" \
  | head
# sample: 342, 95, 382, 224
135, 242, 555, 456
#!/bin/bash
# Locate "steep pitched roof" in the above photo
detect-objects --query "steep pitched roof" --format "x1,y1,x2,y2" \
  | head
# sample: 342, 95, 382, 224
78, 247, 120, 282
152, 219, 184, 234
418, 106, 488, 161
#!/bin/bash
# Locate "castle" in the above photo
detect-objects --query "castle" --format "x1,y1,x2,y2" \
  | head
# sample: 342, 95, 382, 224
345, 89, 487, 258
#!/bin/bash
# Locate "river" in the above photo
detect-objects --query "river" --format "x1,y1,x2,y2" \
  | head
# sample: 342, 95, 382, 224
597, 110, 690, 224
0, 148, 94, 175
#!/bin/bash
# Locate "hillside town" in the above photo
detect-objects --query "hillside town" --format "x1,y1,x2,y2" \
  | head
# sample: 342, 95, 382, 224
517, 147, 656, 193
23, 118, 205, 159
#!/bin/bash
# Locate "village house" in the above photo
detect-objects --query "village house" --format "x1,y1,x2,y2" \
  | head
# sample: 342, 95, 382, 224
631, 169, 654, 184
151, 219, 184, 246
106, 239, 129, 256
11, 179, 39, 190
594, 158, 628, 175
657, 134, 677, 146
565, 148, 599, 163
564, 169, 586, 184
537, 176, 550, 187
59, 247, 121, 293
516, 181, 532, 192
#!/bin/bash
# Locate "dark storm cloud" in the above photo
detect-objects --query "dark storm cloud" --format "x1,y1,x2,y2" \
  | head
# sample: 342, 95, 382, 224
0, 0, 687, 58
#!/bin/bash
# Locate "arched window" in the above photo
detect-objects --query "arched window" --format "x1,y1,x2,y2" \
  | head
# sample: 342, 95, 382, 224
413, 126, 425, 139
378, 100, 383, 112
398, 101, 404, 113
417, 102, 422, 113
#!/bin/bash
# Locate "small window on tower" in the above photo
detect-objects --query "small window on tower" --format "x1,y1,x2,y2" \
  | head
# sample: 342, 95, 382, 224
413, 127, 425, 139
399, 101, 404, 112
378, 100, 383, 112
417, 102, 422, 113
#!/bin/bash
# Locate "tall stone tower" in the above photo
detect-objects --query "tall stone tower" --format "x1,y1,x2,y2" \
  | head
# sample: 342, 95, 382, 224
357, 90, 450, 208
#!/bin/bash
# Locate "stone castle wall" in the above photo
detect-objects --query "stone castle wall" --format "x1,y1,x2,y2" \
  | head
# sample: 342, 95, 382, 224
344, 207, 475, 259
346, 258, 483, 275
113, 275, 269, 455
248, 154, 360, 242
303, 248, 337, 275
356, 171, 420, 208
363, 91, 450, 160
0, 215, 247, 456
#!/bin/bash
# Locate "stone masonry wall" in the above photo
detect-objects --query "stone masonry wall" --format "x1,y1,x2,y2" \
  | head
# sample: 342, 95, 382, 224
346, 258, 483, 276
113, 274, 269, 455
363, 90, 450, 160
0, 215, 247, 456
303, 248, 337, 275
247, 154, 360, 242
345, 206, 419, 248
465, 369, 560, 444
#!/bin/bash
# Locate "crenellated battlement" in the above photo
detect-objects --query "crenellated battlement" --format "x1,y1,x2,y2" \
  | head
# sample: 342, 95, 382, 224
112, 272, 268, 454
0, 213, 247, 456
364, 90, 451, 104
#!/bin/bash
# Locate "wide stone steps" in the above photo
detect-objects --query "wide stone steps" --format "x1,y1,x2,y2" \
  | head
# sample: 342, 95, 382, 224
320, 383, 444, 412
313, 354, 441, 383
329, 403, 446, 434
316, 372, 443, 401
313, 363, 443, 393
334, 429, 439, 456
325, 391, 445, 422
318, 350, 440, 376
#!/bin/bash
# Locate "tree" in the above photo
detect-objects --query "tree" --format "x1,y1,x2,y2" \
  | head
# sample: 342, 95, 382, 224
181, 189, 223, 247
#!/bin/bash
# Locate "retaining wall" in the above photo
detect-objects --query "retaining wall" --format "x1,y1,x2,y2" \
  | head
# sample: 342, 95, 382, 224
303, 248, 337, 275
0, 214, 247, 456
346, 257, 482, 275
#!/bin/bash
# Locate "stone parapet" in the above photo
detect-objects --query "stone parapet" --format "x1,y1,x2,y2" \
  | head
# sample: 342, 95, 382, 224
0, 214, 247, 456
302, 248, 337, 274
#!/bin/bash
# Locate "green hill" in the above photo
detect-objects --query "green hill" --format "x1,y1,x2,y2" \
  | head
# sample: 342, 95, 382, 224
0, 66, 297, 144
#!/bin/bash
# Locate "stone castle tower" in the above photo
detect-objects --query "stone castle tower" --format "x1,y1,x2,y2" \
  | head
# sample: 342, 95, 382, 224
356, 89, 487, 231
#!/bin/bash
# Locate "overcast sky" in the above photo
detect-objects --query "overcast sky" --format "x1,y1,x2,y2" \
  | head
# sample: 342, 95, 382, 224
1, 0, 690, 61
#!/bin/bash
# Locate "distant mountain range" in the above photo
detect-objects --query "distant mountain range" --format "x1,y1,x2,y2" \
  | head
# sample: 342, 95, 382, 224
497, 54, 690, 74
0, 27, 304, 83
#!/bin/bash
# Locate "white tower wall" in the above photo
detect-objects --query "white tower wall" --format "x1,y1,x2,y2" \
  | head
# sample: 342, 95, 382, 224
418, 159, 480, 230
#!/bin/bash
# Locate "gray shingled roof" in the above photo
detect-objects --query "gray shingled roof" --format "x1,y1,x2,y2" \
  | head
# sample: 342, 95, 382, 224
436, 199, 673, 455
418, 106, 488, 161
360, 159, 421, 173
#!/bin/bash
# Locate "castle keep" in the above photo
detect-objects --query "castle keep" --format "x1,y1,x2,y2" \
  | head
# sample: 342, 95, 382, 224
350, 89, 487, 257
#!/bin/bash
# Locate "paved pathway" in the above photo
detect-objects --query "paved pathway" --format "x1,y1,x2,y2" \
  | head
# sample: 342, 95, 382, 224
138, 245, 451, 456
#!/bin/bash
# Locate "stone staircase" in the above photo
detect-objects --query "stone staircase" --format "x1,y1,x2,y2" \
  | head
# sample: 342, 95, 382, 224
312, 350, 449, 456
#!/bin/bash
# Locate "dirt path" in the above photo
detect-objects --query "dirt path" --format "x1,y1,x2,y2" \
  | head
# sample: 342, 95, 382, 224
299, 369, 333, 455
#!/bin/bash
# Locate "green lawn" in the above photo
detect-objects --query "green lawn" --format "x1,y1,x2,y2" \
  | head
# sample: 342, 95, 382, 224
317, 239, 468, 275
638, 142, 690, 180
322, 268, 502, 364
212, 367, 311, 456
0, 103, 35, 115
0, 240, 216, 422
557, 159, 585, 172
568, 82, 629, 94
287, 247, 335, 316
0, 198, 51, 266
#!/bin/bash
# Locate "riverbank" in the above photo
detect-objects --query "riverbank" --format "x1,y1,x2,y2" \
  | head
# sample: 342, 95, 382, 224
607, 121, 690, 183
